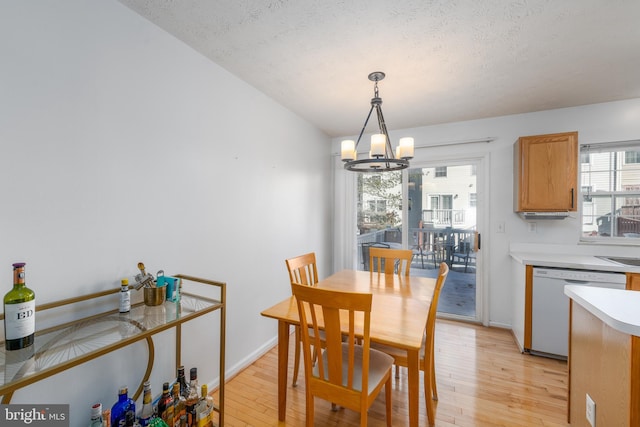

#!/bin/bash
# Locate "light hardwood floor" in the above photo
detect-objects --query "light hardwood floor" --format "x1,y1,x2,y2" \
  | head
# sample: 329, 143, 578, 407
213, 320, 569, 426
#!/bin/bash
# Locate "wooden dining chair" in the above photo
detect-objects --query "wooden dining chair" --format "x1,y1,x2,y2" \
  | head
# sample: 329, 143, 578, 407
370, 262, 449, 426
291, 283, 393, 427
285, 252, 322, 387
369, 247, 413, 275
286, 252, 319, 286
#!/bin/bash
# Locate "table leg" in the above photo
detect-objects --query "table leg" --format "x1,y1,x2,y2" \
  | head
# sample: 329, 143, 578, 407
277, 320, 290, 421
407, 349, 420, 427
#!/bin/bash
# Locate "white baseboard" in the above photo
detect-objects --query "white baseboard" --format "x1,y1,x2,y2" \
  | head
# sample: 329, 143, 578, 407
205, 334, 280, 392
488, 321, 511, 329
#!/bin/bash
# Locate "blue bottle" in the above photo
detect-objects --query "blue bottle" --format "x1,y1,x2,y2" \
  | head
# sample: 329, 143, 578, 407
110, 386, 136, 427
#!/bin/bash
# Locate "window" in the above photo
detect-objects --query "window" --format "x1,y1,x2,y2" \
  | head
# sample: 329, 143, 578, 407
580, 141, 640, 242
625, 151, 640, 164
368, 200, 387, 212
435, 166, 447, 177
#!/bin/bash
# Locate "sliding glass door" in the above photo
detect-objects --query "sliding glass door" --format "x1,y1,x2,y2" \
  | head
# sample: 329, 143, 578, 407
407, 162, 479, 320
354, 159, 482, 322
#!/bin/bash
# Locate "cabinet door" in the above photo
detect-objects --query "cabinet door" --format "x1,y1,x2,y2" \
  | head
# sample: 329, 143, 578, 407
627, 273, 640, 290
514, 131, 578, 212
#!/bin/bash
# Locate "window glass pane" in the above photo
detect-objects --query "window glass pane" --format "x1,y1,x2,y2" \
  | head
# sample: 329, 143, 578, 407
625, 151, 640, 164
580, 143, 640, 241
586, 195, 615, 237
356, 171, 402, 257
617, 197, 640, 238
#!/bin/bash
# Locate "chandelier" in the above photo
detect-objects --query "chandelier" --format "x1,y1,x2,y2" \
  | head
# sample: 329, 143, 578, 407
341, 71, 414, 172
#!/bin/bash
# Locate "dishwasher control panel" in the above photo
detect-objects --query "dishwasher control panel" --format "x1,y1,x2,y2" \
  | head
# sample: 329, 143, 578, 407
533, 267, 626, 284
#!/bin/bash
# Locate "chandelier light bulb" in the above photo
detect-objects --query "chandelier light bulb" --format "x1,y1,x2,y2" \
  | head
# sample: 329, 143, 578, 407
341, 139, 356, 160
399, 137, 415, 159
370, 134, 386, 157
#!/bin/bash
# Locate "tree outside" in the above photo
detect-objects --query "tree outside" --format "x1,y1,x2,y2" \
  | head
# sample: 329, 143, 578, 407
357, 171, 402, 235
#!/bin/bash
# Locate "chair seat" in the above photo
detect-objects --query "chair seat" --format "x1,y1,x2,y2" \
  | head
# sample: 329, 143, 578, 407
307, 327, 326, 342
314, 343, 394, 393
371, 336, 427, 366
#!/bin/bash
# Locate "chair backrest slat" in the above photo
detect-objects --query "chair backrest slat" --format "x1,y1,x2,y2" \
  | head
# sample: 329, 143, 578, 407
286, 252, 319, 286
369, 247, 413, 275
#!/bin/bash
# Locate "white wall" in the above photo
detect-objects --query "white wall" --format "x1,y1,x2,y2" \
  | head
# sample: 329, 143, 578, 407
333, 98, 640, 328
0, 1, 332, 424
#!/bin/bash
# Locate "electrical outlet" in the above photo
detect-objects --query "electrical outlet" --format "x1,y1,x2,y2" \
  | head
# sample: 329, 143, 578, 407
528, 222, 537, 233
586, 393, 596, 426
497, 221, 505, 233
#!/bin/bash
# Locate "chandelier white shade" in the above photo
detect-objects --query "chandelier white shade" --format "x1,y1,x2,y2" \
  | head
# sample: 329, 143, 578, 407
341, 72, 414, 172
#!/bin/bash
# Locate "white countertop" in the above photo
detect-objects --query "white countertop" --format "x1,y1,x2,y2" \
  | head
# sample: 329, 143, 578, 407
564, 285, 640, 336
510, 251, 640, 273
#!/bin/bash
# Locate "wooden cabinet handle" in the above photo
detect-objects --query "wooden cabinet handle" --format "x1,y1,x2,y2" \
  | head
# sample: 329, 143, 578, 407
571, 188, 574, 209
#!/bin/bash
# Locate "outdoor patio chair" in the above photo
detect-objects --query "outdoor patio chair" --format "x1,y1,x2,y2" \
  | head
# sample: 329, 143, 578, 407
412, 225, 437, 268
452, 241, 476, 272
361, 242, 390, 271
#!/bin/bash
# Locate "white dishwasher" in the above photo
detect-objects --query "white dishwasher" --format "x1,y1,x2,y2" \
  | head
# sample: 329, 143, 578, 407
531, 267, 626, 359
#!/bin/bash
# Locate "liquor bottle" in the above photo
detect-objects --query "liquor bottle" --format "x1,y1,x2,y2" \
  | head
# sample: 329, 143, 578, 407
138, 381, 154, 426
110, 386, 136, 427
148, 418, 169, 427
122, 410, 141, 427
102, 408, 111, 427
119, 278, 131, 313
89, 403, 104, 427
157, 382, 174, 426
185, 368, 199, 426
172, 381, 186, 427
195, 384, 214, 427
3, 262, 36, 350
177, 366, 189, 398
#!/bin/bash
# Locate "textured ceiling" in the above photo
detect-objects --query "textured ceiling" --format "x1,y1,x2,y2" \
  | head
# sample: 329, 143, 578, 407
117, 0, 640, 137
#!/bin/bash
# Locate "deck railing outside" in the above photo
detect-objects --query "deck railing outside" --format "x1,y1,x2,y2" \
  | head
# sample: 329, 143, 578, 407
357, 226, 476, 270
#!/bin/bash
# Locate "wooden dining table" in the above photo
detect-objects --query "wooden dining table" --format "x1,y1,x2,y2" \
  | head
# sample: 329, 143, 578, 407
260, 269, 436, 427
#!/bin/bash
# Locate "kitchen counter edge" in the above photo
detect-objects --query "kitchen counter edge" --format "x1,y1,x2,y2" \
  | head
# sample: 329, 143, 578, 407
510, 252, 640, 273
564, 284, 640, 336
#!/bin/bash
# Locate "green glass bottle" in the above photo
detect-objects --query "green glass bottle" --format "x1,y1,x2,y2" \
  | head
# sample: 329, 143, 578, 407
3, 262, 36, 350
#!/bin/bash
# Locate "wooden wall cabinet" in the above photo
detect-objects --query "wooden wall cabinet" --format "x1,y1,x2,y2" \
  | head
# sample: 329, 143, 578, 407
628, 273, 640, 290
514, 131, 578, 212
